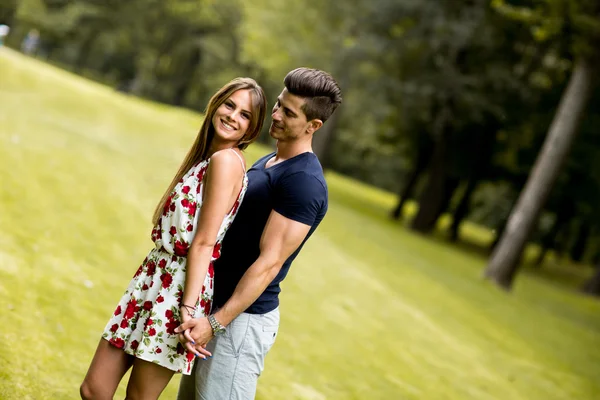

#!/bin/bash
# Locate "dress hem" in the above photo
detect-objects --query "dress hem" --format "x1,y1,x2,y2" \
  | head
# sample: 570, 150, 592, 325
102, 336, 193, 376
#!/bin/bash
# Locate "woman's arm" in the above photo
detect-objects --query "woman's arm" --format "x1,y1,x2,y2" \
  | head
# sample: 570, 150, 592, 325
179, 150, 244, 355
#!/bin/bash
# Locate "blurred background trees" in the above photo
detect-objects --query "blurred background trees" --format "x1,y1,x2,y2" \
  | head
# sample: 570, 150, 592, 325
1, 0, 599, 293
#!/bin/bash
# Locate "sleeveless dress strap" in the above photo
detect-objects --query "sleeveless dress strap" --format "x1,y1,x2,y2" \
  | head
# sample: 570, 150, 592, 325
229, 148, 246, 173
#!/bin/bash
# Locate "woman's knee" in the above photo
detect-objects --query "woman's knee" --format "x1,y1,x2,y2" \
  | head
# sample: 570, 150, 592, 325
80, 378, 108, 400
79, 379, 93, 400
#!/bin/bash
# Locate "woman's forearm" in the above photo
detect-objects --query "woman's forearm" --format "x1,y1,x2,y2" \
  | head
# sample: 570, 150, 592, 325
182, 244, 213, 308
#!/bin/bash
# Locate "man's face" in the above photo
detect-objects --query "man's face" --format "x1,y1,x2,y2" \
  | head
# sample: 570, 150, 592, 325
269, 88, 310, 141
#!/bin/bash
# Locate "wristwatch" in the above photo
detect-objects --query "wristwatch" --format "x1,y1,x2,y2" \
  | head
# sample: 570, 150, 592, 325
208, 314, 226, 336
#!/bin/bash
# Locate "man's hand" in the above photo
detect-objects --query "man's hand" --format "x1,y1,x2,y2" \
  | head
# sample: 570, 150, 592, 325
176, 317, 214, 357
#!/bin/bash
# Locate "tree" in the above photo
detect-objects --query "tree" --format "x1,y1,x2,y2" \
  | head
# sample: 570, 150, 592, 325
485, 58, 596, 287
484, 0, 600, 288
582, 262, 600, 296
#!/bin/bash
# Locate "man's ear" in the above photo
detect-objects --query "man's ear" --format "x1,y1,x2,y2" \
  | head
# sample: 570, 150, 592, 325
306, 119, 323, 135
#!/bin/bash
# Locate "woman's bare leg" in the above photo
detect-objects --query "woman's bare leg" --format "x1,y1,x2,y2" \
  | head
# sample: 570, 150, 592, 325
125, 358, 175, 400
80, 338, 134, 400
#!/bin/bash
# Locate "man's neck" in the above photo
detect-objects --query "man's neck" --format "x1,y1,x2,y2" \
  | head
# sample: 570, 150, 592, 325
271, 139, 312, 164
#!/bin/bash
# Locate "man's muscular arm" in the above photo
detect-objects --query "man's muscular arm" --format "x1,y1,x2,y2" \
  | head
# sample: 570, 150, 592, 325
175, 210, 310, 345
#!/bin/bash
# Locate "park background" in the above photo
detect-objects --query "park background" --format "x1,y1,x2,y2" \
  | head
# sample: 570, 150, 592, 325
0, 0, 599, 399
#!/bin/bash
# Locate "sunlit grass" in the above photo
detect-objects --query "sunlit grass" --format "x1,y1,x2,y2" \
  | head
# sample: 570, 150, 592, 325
1, 48, 599, 399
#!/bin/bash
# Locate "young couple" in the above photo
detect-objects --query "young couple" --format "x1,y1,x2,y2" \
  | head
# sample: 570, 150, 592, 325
80, 67, 342, 400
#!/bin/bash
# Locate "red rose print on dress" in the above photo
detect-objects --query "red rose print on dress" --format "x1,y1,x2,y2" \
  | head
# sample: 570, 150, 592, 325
161, 272, 173, 289
212, 243, 221, 259
101, 160, 247, 375
186, 351, 195, 363
146, 261, 156, 276
163, 195, 173, 215
174, 240, 188, 257
232, 199, 240, 214
166, 319, 179, 334
124, 298, 138, 319
188, 202, 197, 217
109, 337, 125, 349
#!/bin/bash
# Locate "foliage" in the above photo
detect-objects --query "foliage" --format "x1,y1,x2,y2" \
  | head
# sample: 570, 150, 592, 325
3, 0, 600, 259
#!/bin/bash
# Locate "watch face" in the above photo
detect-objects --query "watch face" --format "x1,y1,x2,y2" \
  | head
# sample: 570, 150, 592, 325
214, 327, 226, 336
209, 315, 226, 336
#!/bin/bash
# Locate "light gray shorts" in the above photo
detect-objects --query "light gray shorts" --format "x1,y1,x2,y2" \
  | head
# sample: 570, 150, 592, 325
177, 307, 280, 400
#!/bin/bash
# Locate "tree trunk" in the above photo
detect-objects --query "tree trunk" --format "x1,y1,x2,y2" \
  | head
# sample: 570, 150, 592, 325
410, 138, 459, 233
582, 263, 600, 297
172, 47, 202, 107
449, 127, 495, 242
489, 194, 519, 254
449, 178, 478, 242
484, 58, 594, 289
411, 101, 456, 234
73, 29, 100, 73
312, 108, 340, 170
570, 222, 591, 263
390, 145, 432, 220
312, 66, 348, 170
534, 204, 573, 267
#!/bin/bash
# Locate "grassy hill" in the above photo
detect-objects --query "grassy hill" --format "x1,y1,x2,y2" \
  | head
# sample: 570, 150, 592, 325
1, 47, 599, 399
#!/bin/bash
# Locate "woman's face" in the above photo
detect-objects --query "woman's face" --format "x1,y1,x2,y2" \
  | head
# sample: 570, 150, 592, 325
211, 89, 254, 146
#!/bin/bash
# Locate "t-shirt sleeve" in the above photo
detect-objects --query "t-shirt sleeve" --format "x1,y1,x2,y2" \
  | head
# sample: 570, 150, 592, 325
273, 172, 327, 226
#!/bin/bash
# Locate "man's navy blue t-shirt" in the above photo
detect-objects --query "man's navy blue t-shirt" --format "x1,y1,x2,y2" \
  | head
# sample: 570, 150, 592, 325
212, 151, 328, 314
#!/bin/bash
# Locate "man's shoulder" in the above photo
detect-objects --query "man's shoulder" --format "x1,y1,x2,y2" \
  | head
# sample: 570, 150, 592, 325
282, 167, 327, 194
284, 153, 326, 183
251, 152, 275, 168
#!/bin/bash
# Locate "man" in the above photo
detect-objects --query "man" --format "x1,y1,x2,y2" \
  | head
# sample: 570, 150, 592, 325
175, 67, 342, 399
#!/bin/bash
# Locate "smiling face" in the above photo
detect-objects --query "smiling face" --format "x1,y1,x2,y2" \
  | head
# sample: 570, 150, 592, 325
269, 88, 313, 141
211, 89, 253, 147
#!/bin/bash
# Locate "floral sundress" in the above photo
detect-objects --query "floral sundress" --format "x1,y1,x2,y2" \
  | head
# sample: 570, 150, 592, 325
102, 151, 247, 374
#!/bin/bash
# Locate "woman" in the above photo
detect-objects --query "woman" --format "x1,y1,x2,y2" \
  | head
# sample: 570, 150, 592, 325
80, 77, 267, 400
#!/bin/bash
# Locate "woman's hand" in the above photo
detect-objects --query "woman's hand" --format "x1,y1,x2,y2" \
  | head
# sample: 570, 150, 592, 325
178, 307, 211, 359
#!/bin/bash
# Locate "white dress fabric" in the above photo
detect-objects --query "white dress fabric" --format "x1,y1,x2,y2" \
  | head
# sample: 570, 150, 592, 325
102, 151, 247, 374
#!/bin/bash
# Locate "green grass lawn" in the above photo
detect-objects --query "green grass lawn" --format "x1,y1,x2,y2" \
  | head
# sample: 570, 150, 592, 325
1, 47, 599, 399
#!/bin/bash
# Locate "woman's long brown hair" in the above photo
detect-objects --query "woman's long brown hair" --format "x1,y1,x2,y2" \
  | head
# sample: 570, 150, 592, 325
152, 77, 267, 225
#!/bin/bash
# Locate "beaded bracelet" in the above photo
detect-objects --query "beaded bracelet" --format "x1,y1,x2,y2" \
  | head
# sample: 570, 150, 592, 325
181, 304, 197, 316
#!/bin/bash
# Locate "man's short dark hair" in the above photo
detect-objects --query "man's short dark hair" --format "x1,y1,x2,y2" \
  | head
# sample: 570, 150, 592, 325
284, 68, 342, 123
